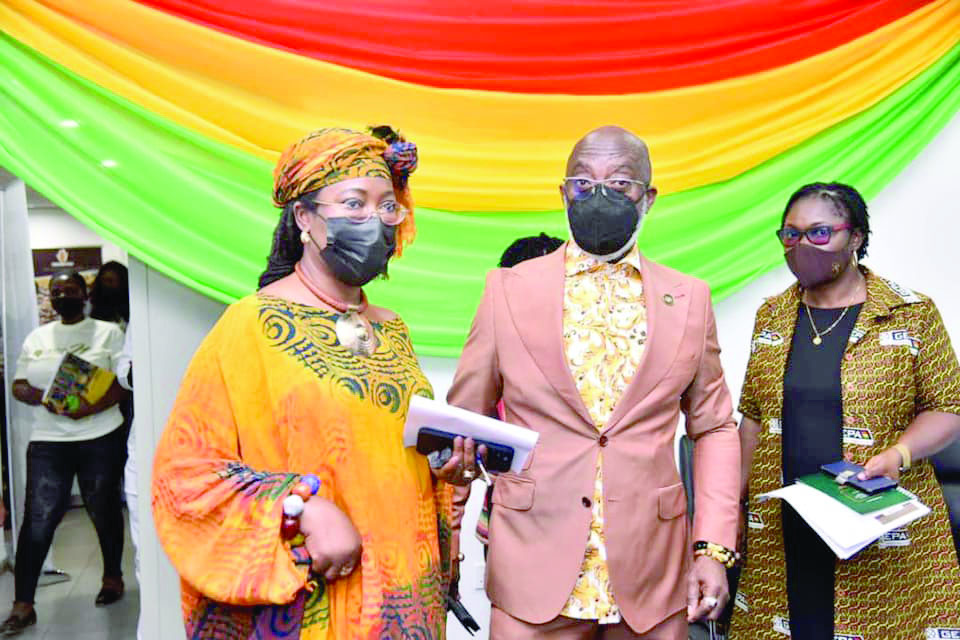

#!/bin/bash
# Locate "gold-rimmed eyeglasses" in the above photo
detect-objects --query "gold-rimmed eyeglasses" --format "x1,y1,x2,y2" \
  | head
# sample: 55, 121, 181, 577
311, 198, 408, 226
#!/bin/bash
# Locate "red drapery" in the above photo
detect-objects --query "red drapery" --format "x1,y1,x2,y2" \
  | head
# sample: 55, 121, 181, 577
134, 0, 931, 93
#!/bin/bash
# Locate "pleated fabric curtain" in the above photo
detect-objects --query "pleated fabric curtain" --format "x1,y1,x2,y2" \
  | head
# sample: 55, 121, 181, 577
0, 0, 957, 356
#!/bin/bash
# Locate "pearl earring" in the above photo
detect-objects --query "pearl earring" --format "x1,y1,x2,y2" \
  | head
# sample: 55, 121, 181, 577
300, 229, 310, 245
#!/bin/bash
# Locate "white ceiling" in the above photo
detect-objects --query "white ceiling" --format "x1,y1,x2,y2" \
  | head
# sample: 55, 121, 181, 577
0, 166, 16, 187
0, 166, 61, 209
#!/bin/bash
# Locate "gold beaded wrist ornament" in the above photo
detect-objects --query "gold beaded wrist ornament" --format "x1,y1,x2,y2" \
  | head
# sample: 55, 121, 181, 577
694, 540, 740, 569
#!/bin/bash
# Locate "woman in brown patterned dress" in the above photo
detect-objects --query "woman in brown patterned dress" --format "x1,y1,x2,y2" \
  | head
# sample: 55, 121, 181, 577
732, 182, 960, 640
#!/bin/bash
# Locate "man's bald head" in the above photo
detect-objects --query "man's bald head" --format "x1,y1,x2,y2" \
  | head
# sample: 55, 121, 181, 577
565, 126, 652, 183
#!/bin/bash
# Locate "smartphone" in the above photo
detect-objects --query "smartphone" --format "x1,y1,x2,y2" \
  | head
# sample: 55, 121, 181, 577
820, 460, 898, 495
415, 426, 515, 473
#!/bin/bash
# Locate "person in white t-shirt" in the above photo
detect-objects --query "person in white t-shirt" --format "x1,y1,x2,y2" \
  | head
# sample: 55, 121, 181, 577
1, 271, 128, 636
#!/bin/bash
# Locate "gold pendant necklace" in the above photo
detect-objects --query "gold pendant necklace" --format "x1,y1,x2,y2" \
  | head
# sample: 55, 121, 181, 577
295, 263, 379, 357
334, 309, 378, 357
805, 301, 847, 345
803, 280, 863, 346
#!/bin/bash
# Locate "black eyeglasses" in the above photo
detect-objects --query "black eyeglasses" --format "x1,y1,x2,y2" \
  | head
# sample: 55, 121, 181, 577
563, 177, 648, 197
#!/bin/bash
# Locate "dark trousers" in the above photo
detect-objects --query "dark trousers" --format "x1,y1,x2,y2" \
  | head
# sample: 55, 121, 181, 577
783, 503, 835, 640
14, 426, 126, 603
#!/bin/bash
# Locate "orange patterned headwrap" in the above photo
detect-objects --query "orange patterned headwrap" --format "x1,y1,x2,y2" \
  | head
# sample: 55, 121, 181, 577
273, 126, 417, 254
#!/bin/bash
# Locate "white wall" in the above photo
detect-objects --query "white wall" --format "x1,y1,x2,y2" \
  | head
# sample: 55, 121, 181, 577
1, 179, 37, 561
27, 201, 126, 263
130, 258, 225, 640
126, 113, 960, 640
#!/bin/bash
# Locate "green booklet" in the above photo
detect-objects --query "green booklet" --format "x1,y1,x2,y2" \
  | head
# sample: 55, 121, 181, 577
798, 472, 911, 514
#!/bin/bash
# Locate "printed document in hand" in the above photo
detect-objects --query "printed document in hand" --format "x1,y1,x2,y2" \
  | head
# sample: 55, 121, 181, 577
757, 482, 929, 559
403, 396, 539, 473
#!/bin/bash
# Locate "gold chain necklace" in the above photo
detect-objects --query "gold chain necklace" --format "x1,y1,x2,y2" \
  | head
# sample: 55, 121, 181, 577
804, 280, 863, 346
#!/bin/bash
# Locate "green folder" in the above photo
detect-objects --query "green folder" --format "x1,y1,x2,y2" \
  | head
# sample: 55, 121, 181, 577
798, 472, 912, 514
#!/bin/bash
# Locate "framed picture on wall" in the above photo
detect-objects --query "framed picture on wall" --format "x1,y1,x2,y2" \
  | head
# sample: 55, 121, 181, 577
31, 247, 102, 324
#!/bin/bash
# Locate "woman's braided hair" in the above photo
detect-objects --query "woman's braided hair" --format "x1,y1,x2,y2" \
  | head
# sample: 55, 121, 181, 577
782, 182, 871, 260
258, 192, 316, 289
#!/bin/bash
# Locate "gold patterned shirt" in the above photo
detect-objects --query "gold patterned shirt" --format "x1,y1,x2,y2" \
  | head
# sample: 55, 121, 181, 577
560, 243, 647, 622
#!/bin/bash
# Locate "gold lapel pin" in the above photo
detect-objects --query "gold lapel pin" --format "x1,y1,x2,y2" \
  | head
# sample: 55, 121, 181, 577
663, 294, 674, 305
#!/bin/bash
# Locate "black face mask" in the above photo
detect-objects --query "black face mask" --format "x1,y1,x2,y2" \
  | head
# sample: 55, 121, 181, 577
52, 297, 85, 319
314, 217, 396, 287
566, 186, 640, 259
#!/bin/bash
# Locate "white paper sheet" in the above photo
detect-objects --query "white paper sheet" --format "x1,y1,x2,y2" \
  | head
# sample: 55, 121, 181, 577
403, 395, 539, 473
758, 483, 929, 559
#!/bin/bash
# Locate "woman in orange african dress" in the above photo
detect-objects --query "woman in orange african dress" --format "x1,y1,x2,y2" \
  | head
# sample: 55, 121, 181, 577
733, 183, 960, 639
152, 127, 478, 639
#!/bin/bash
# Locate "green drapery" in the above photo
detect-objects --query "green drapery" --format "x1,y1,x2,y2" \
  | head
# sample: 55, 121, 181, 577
1, 33, 958, 356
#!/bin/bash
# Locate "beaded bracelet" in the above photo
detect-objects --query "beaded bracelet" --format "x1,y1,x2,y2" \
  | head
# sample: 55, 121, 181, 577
281, 474, 321, 540
693, 540, 740, 569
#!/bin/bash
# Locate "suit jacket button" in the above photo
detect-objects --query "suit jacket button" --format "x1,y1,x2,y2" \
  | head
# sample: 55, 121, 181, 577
598, 435, 608, 447
582, 497, 592, 508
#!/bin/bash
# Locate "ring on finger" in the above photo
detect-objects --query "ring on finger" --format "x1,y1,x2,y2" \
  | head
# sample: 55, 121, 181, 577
461, 468, 476, 481
702, 596, 719, 609
339, 565, 354, 577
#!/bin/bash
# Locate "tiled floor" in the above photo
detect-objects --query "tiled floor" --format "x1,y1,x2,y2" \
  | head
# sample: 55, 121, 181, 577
0, 507, 140, 639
